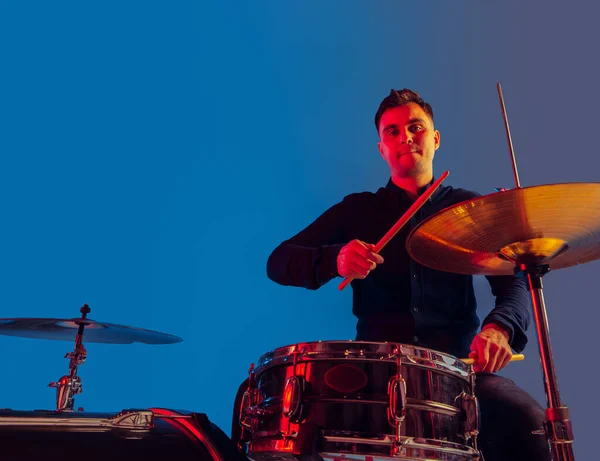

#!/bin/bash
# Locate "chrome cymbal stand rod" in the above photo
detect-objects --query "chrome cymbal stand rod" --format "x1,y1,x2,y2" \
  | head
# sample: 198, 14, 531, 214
519, 264, 574, 461
48, 304, 90, 411
497, 83, 575, 459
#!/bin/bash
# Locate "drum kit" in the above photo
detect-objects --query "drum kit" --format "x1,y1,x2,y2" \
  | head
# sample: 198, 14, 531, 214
0, 85, 593, 461
234, 85, 589, 461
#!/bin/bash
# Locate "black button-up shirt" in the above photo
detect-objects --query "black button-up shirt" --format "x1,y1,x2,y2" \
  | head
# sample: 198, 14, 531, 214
266, 179, 530, 358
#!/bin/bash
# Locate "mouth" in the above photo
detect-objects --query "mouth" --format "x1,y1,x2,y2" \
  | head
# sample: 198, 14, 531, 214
397, 150, 420, 158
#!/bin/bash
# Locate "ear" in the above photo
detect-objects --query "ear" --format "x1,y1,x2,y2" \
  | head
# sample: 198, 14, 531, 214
378, 141, 384, 158
433, 129, 441, 150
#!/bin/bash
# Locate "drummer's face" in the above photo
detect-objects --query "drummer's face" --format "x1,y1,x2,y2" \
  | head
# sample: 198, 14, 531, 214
377, 103, 440, 179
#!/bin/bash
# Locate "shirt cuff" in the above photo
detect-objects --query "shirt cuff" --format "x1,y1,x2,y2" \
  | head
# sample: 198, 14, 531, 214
482, 315, 526, 352
316, 243, 346, 286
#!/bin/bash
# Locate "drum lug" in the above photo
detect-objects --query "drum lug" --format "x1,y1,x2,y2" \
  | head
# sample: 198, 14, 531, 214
387, 376, 407, 423
283, 375, 306, 423
239, 389, 253, 429
240, 389, 275, 429
240, 363, 265, 430
457, 391, 479, 441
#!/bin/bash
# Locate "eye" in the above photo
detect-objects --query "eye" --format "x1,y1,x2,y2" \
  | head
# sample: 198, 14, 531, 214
409, 125, 424, 133
387, 129, 399, 137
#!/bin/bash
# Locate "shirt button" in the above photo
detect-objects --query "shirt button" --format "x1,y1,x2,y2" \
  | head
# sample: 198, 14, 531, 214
413, 273, 419, 279
413, 307, 419, 312
413, 336, 419, 342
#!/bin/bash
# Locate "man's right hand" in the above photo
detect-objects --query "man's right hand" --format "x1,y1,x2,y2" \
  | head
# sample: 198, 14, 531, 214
337, 239, 384, 279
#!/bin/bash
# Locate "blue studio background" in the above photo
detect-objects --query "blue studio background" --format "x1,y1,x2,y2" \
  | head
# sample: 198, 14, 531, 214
1, 1, 597, 458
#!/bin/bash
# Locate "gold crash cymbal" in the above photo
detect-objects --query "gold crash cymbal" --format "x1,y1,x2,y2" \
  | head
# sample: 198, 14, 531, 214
406, 183, 600, 275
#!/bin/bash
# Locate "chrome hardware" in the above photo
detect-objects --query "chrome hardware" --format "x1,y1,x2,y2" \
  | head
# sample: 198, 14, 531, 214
282, 375, 305, 422
242, 401, 276, 420
389, 346, 407, 456
48, 375, 83, 412
388, 376, 407, 423
455, 364, 480, 453
108, 409, 154, 429
0, 409, 154, 431
239, 364, 275, 430
457, 391, 479, 441
544, 406, 575, 460
48, 304, 90, 412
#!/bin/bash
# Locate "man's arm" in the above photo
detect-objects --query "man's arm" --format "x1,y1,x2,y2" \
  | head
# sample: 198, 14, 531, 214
483, 273, 530, 352
469, 274, 530, 372
266, 198, 350, 290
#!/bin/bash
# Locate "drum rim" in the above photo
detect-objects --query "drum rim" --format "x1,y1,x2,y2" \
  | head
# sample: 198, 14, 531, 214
247, 432, 480, 459
253, 340, 471, 378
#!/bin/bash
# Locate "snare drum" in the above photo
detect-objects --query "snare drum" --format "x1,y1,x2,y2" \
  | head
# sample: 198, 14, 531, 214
0, 407, 247, 461
238, 341, 479, 461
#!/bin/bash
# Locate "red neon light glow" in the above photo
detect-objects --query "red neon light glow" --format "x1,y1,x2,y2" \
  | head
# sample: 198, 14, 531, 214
282, 382, 294, 415
150, 408, 221, 461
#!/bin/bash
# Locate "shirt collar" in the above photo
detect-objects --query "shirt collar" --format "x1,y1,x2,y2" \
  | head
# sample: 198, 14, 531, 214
384, 177, 440, 204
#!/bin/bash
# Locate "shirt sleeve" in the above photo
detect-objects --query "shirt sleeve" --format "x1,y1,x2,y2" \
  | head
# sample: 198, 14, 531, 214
482, 273, 531, 352
266, 196, 353, 290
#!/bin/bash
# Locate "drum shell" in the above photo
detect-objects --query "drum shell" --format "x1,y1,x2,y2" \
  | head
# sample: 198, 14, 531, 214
241, 341, 477, 460
0, 408, 245, 461
257, 360, 469, 439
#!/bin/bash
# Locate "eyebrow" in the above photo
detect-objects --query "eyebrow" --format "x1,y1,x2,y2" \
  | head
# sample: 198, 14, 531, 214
382, 118, 428, 133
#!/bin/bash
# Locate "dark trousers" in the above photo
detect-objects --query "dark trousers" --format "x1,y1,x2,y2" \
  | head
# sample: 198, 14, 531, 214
476, 373, 551, 461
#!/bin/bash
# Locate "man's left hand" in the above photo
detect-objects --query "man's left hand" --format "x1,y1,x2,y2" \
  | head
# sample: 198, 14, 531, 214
468, 323, 512, 373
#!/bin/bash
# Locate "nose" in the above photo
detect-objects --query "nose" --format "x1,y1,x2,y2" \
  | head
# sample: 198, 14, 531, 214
400, 129, 413, 144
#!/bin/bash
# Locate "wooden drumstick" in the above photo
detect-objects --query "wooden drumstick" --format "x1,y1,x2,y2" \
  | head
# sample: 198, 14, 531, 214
461, 353, 525, 366
338, 171, 450, 291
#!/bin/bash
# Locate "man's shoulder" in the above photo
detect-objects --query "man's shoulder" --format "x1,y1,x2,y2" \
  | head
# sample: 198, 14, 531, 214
341, 186, 389, 203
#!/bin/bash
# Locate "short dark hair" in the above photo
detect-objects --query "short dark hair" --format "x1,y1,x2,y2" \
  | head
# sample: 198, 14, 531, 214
374, 89, 434, 133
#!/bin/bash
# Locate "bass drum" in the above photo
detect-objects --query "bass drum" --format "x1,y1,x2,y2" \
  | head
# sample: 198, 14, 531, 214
0, 407, 247, 461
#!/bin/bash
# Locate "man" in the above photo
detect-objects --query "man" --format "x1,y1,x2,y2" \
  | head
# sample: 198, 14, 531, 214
266, 89, 550, 460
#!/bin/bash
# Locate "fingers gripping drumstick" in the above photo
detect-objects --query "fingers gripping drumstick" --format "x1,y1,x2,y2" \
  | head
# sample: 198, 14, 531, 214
338, 171, 450, 291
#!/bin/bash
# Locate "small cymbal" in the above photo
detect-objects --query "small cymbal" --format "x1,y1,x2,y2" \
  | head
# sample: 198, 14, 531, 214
406, 183, 600, 275
0, 318, 183, 344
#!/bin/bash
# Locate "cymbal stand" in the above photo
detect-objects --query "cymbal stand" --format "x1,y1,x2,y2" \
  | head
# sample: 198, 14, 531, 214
498, 83, 575, 460
517, 264, 575, 460
48, 304, 90, 412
